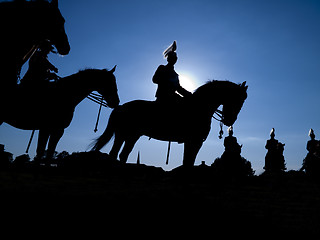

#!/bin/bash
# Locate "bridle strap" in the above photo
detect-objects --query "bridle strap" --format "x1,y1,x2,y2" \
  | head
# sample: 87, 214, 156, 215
87, 92, 110, 132
212, 109, 224, 139
212, 109, 223, 122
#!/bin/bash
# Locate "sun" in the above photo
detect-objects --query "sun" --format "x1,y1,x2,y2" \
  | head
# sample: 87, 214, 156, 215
179, 74, 197, 92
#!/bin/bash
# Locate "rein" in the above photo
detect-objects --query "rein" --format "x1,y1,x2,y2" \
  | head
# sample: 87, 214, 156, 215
87, 92, 110, 132
212, 109, 224, 139
87, 92, 109, 108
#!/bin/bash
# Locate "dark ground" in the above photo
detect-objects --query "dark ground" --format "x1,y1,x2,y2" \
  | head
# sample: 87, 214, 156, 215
1, 152, 320, 237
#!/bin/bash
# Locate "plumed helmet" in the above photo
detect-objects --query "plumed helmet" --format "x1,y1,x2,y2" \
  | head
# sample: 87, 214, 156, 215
227, 126, 233, 135
270, 128, 275, 137
163, 40, 177, 58
309, 128, 315, 138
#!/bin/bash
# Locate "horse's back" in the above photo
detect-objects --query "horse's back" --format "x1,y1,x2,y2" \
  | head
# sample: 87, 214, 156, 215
113, 100, 188, 141
117, 100, 157, 121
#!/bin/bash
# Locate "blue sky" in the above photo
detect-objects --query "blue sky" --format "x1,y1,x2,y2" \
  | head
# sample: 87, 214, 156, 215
1, 0, 320, 173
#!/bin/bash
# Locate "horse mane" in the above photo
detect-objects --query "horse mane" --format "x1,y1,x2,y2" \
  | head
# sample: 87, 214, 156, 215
57, 68, 108, 85
193, 80, 237, 96
78, 68, 109, 74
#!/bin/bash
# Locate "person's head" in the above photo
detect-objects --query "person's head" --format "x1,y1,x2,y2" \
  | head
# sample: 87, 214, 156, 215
166, 51, 178, 65
163, 41, 177, 65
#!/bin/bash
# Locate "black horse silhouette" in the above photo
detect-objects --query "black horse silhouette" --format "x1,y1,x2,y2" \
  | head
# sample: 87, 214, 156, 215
92, 80, 248, 167
0, 0, 70, 90
1, 68, 120, 159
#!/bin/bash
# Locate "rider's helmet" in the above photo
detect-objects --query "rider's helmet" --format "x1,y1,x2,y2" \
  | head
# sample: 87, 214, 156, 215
270, 128, 275, 138
309, 128, 315, 139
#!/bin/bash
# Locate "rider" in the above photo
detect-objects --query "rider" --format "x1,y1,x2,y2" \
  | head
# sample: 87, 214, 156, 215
265, 128, 279, 153
264, 128, 286, 172
152, 41, 192, 105
224, 126, 242, 155
307, 129, 318, 154
20, 40, 59, 88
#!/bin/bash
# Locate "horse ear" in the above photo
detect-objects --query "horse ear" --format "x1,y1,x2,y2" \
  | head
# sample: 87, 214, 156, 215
51, 0, 58, 8
241, 81, 246, 87
110, 65, 117, 73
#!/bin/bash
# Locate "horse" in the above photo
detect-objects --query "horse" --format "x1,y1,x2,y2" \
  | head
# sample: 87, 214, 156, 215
0, 67, 120, 159
92, 80, 248, 167
0, 0, 70, 90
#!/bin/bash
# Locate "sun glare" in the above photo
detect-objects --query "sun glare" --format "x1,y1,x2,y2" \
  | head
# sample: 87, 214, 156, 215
179, 74, 197, 92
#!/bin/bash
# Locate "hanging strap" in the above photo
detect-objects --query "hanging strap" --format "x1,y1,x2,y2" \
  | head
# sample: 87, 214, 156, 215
166, 141, 171, 165
212, 109, 224, 139
218, 121, 224, 139
26, 130, 35, 153
94, 96, 103, 132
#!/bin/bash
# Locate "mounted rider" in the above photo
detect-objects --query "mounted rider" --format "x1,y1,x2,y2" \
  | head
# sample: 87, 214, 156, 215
152, 41, 192, 105
307, 128, 318, 155
224, 126, 242, 155
20, 40, 60, 88
264, 128, 286, 172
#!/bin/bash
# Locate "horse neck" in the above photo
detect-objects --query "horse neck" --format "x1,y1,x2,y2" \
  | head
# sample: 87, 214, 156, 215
192, 84, 224, 117
58, 71, 96, 106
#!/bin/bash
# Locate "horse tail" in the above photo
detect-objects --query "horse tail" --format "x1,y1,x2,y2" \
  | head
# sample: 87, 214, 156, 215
91, 108, 118, 151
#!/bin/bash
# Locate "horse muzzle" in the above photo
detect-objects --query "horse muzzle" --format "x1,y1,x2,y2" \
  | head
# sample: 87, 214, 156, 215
53, 33, 70, 55
223, 118, 236, 127
57, 42, 70, 55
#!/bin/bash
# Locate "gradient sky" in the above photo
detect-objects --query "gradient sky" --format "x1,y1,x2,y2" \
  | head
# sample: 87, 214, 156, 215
1, 0, 320, 173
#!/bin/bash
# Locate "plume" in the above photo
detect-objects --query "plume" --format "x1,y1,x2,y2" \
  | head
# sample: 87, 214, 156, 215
163, 41, 177, 57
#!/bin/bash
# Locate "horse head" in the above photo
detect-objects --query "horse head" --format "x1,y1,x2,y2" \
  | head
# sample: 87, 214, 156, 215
96, 66, 120, 108
221, 81, 248, 127
42, 0, 70, 55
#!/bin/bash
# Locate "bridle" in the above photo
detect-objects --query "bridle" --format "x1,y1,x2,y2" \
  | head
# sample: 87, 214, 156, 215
87, 92, 109, 108
212, 109, 224, 139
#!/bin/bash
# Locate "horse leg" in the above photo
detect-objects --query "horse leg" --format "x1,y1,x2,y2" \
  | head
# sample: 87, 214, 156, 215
109, 134, 124, 160
183, 140, 203, 167
46, 129, 64, 159
36, 130, 50, 159
119, 136, 139, 164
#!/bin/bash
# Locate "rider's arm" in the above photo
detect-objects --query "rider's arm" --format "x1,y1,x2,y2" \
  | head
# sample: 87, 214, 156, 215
176, 84, 192, 97
152, 65, 165, 84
